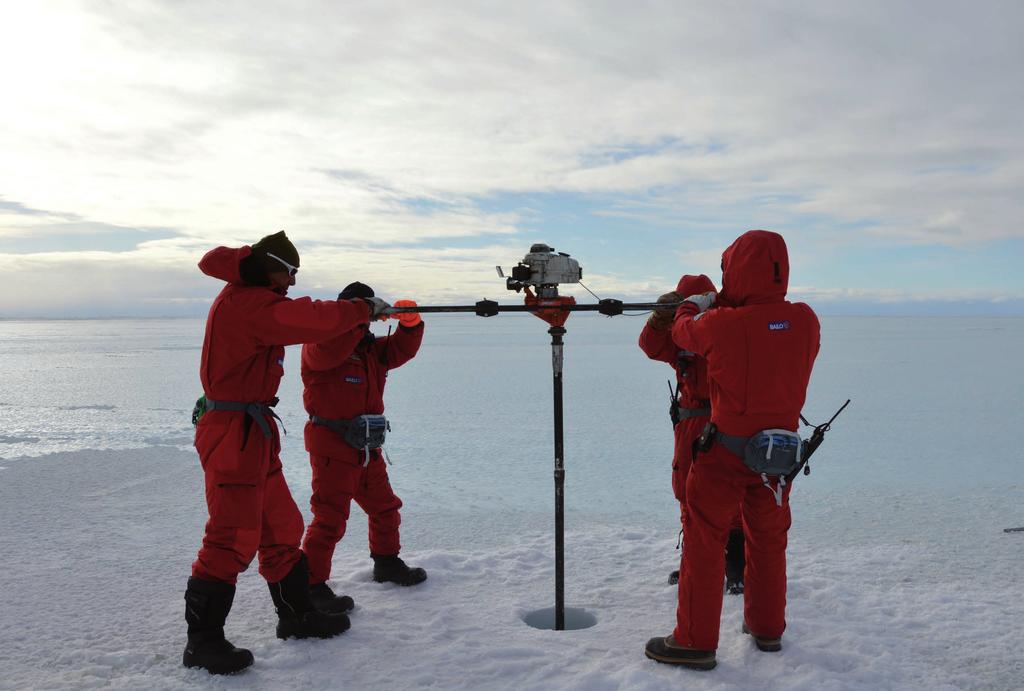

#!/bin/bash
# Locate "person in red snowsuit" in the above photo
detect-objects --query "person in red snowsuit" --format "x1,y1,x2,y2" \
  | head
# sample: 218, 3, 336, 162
300, 281, 427, 607
645, 230, 820, 670
638, 275, 745, 591
184, 232, 389, 675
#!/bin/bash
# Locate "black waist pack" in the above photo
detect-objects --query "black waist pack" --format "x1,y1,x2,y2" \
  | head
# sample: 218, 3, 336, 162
313, 414, 389, 452
742, 429, 803, 477
343, 414, 389, 451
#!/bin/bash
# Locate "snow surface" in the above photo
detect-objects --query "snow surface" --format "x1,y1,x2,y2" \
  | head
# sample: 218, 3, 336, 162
1, 315, 1022, 690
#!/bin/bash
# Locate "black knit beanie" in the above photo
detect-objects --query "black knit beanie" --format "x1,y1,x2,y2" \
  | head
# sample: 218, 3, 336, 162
338, 281, 374, 300
252, 230, 300, 269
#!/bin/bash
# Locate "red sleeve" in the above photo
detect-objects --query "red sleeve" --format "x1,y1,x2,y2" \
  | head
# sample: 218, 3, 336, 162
253, 297, 370, 348
670, 302, 714, 357
302, 328, 365, 372
374, 322, 424, 370
803, 303, 822, 362
638, 322, 677, 364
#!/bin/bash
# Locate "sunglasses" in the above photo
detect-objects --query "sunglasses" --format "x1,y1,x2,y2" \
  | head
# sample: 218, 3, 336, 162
266, 252, 299, 277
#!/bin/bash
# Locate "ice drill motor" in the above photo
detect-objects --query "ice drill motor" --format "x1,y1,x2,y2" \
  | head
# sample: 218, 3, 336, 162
497, 244, 583, 327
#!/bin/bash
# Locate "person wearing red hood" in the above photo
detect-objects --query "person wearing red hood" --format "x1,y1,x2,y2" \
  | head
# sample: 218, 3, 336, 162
184, 231, 390, 675
645, 230, 820, 670
638, 275, 745, 592
300, 281, 427, 609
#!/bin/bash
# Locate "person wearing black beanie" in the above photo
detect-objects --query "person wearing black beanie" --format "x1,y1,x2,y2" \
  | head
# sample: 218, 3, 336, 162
183, 233, 385, 674
239, 230, 301, 293
299, 281, 429, 609
338, 281, 374, 301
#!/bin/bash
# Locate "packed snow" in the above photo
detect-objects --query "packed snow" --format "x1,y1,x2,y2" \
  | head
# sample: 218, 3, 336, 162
1, 315, 1021, 690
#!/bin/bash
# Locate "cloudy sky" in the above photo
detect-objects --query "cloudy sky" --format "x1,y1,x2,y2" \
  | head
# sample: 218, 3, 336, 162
2, 0, 1022, 317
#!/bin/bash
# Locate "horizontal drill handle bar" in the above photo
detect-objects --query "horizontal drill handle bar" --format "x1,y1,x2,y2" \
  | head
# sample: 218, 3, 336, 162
383, 299, 683, 317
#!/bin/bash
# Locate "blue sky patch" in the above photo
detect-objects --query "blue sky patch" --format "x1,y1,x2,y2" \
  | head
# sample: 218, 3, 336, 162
0, 223, 180, 254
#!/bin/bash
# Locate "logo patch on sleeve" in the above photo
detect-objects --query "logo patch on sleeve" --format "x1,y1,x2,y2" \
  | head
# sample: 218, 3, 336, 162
344, 376, 363, 384
768, 320, 791, 331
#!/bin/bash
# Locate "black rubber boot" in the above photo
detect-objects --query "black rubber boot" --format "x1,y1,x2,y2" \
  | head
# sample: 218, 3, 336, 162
182, 577, 254, 675
268, 553, 350, 640
372, 554, 427, 586
309, 582, 355, 614
667, 570, 680, 585
725, 528, 745, 595
644, 634, 716, 670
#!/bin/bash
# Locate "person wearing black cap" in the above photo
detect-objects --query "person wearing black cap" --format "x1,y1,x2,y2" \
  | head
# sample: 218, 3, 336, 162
184, 232, 390, 675
299, 281, 427, 607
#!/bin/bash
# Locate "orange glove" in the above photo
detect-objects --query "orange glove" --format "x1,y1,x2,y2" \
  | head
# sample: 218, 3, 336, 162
392, 299, 422, 327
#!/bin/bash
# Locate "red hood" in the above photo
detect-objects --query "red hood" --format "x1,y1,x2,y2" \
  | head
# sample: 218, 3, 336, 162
198, 245, 253, 285
676, 273, 716, 298
719, 230, 789, 306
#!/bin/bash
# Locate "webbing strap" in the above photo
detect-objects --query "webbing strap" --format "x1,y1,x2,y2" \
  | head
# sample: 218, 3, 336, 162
715, 429, 791, 506
716, 431, 749, 458
205, 398, 280, 439
361, 417, 370, 466
311, 415, 386, 466
761, 473, 787, 507
678, 406, 711, 420
310, 415, 351, 436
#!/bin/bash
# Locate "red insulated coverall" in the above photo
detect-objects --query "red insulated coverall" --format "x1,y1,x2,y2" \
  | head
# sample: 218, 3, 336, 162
670, 230, 819, 650
638, 274, 716, 520
191, 245, 371, 585
299, 322, 424, 584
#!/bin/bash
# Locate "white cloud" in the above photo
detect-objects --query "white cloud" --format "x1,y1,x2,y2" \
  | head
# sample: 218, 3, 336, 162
1, 1, 1022, 315
0, 240, 1014, 318
0, 240, 533, 317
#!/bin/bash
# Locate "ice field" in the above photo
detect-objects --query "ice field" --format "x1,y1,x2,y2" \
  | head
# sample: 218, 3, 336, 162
0, 314, 1021, 690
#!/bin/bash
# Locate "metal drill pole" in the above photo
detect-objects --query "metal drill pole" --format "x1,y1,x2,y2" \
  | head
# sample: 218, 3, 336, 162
383, 301, 683, 316
549, 325, 566, 631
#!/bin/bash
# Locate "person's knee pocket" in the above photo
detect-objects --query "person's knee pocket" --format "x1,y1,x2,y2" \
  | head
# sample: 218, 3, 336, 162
210, 482, 261, 530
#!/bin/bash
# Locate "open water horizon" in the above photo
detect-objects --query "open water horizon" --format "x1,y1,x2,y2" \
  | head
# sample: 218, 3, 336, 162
1, 315, 1021, 538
